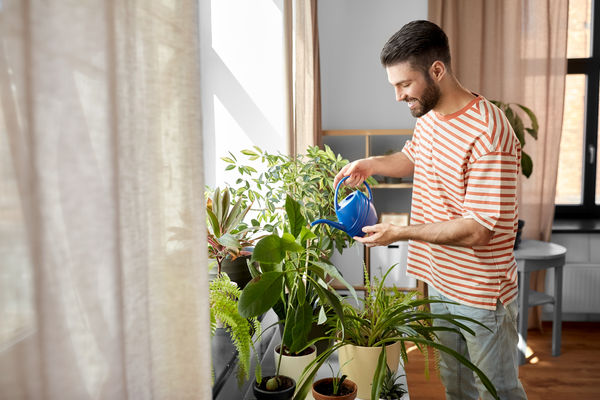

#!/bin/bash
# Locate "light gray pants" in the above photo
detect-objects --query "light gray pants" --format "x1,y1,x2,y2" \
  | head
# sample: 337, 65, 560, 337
428, 285, 527, 400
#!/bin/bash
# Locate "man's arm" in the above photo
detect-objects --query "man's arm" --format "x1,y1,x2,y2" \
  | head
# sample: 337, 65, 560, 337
354, 218, 494, 248
333, 151, 414, 188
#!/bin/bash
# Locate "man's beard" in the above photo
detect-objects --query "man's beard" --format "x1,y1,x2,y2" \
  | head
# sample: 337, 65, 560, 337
407, 78, 440, 118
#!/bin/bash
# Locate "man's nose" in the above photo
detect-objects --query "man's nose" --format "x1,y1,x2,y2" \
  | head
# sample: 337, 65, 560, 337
395, 88, 406, 102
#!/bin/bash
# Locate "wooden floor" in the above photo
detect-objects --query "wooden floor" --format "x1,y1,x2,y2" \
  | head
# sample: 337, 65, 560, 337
404, 321, 600, 400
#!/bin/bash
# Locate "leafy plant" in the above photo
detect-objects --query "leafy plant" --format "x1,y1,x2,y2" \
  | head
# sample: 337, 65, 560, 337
379, 366, 407, 400
222, 145, 377, 257
490, 100, 539, 178
209, 273, 261, 385
294, 265, 499, 400
205, 187, 257, 275
237, 195, 357, 390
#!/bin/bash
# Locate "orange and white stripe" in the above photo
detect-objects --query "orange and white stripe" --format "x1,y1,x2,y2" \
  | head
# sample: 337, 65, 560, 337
402, 95, 520, 310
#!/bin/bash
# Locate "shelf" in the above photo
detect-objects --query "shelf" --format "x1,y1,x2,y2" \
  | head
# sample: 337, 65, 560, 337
373, 183, 413, 189
322, 129, 413, 136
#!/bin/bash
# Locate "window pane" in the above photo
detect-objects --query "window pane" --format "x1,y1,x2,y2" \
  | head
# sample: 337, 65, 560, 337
556, 75, 586, 205
567, 0, 592, 58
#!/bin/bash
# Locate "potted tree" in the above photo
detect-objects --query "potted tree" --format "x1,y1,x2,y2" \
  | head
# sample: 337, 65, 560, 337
238, 195, 357, 397
295, 266, 499, 400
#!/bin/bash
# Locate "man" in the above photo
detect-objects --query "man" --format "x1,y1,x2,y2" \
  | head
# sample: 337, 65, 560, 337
333, 20, 527, 400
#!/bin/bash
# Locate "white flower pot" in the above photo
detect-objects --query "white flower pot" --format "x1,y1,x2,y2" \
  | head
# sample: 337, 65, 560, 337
273, 344, 317, 397
338, 342, 402, 400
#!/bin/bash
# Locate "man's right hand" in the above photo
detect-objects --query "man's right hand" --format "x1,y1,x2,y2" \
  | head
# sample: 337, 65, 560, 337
333, 158, 374, 189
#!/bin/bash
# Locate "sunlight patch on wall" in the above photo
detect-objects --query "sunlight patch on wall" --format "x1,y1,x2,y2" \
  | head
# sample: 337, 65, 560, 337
213, 94, 254, 186
210, 0, 285, 141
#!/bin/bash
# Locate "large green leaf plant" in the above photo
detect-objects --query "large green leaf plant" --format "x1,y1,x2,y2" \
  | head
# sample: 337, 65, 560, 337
237, 195, 357, 390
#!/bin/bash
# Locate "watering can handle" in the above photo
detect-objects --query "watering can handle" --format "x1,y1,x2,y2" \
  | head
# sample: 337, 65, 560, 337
334, 176, 373, 211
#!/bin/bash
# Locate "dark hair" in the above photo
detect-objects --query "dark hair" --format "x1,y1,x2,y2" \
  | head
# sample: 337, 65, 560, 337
380, 20, 451, 74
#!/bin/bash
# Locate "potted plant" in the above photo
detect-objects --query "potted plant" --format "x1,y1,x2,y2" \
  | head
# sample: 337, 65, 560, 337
311, 362, 358, 400
378, 366, 407, 400
209, 273, 261, 386
238, 195, 357, 396
490, 100, 539, 249
296, 266, 499, 400
223, 145, 377, 258
226, 146, 373, 353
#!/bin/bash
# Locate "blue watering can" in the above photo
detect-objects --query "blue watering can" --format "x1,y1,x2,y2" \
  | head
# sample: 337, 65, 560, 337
310, 176, 378, 237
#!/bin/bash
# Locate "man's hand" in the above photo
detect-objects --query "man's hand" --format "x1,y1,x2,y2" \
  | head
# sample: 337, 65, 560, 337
353, 223, 402, 247
333, 159, 374, 189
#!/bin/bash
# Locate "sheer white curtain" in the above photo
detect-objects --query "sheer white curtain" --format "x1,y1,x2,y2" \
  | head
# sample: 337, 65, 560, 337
0, 1, 211, 399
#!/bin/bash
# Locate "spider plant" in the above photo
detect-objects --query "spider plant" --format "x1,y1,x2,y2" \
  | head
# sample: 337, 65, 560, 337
294, 265, 499, 400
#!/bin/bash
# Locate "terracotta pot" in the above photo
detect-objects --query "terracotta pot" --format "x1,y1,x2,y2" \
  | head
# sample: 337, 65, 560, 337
338, 342, 402, 400
253, 375, 296, 400
312, 377, 358, 400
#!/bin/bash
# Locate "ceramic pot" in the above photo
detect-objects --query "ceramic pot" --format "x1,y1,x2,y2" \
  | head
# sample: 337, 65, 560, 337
208, 255, 252, 288
273, 344, 317, 388
312, 377, 358, 400
253, 375, 296, 400
338, 342, 402, 400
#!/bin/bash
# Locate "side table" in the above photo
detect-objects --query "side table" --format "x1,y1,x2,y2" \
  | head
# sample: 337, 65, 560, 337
514, 239, 566, 365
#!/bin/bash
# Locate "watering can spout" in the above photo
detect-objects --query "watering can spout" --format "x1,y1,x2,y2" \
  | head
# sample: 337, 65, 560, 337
310, 219, 347, 233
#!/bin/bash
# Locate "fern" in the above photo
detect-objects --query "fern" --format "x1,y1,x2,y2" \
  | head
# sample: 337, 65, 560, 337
210, 273, 260, 385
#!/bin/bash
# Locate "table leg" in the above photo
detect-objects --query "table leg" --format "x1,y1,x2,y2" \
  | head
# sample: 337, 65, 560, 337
552, 266, 563, 357
518, 270, 530, 365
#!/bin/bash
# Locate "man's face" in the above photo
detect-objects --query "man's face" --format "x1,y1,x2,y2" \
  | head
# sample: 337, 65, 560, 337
386, 61, 440, 118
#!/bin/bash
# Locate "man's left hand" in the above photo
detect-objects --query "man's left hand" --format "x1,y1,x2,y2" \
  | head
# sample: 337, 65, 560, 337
353, 223, 402, 247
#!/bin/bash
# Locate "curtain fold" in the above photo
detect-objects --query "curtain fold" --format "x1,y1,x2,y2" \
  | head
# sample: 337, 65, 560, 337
429, 0, 568, 330
0, 1, 211, 399
293, 0, 322, 156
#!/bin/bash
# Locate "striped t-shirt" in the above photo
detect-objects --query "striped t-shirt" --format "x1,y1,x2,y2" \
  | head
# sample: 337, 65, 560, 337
401, 95, 520, 310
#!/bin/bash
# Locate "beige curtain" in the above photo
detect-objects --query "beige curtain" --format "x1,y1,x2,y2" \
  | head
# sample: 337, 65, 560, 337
0, 1, 211, 399
429, 0, 568, 329
293, 0, 322, 156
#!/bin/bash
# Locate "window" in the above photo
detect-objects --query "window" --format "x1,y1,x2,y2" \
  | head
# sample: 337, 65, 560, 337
555, 0, 600, 217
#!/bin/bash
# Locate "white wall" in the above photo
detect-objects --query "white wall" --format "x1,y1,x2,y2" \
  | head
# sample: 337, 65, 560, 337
200, 0, 288, 188
319, 0, 428, 130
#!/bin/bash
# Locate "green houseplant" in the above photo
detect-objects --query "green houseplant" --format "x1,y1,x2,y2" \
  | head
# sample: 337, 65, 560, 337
223, 145, 377, 257
490, 100, 539, 178
238, 195, 357, 395
490, 100, 539, 248
209, 273, 261, 386
311, 362, 358, 400
378, 366, 407, 400
205, 186, 258, 287
295, 266, 499, 400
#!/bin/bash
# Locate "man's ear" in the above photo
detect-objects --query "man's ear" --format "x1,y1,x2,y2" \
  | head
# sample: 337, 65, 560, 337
429, 60, 446, 82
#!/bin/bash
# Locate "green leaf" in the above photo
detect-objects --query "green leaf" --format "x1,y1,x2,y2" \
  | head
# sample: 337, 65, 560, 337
317, 306, 327, 324
206, 208, 220, 237
241, 149, 258, 156
225, 164, 235, 171
285, 195, 306, 238
289, 302, 313, 354
311, 282, 344, 333
371, 345, 387, 400
516, 103, 539, 137
252, 235, 285, 264
310, 261, 358, 303
221, 156, 235, 163
238, 271, 285, 318
216, 233, 241, 250
522, 152, 533, 178
300, 226, 317, 243
281, 232, 304, 253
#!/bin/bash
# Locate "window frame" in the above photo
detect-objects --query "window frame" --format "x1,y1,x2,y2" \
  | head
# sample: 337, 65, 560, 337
555, 0, 600, 218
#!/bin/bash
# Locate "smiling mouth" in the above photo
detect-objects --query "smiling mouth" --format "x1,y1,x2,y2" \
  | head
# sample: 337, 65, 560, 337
406, 99, 418, 109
